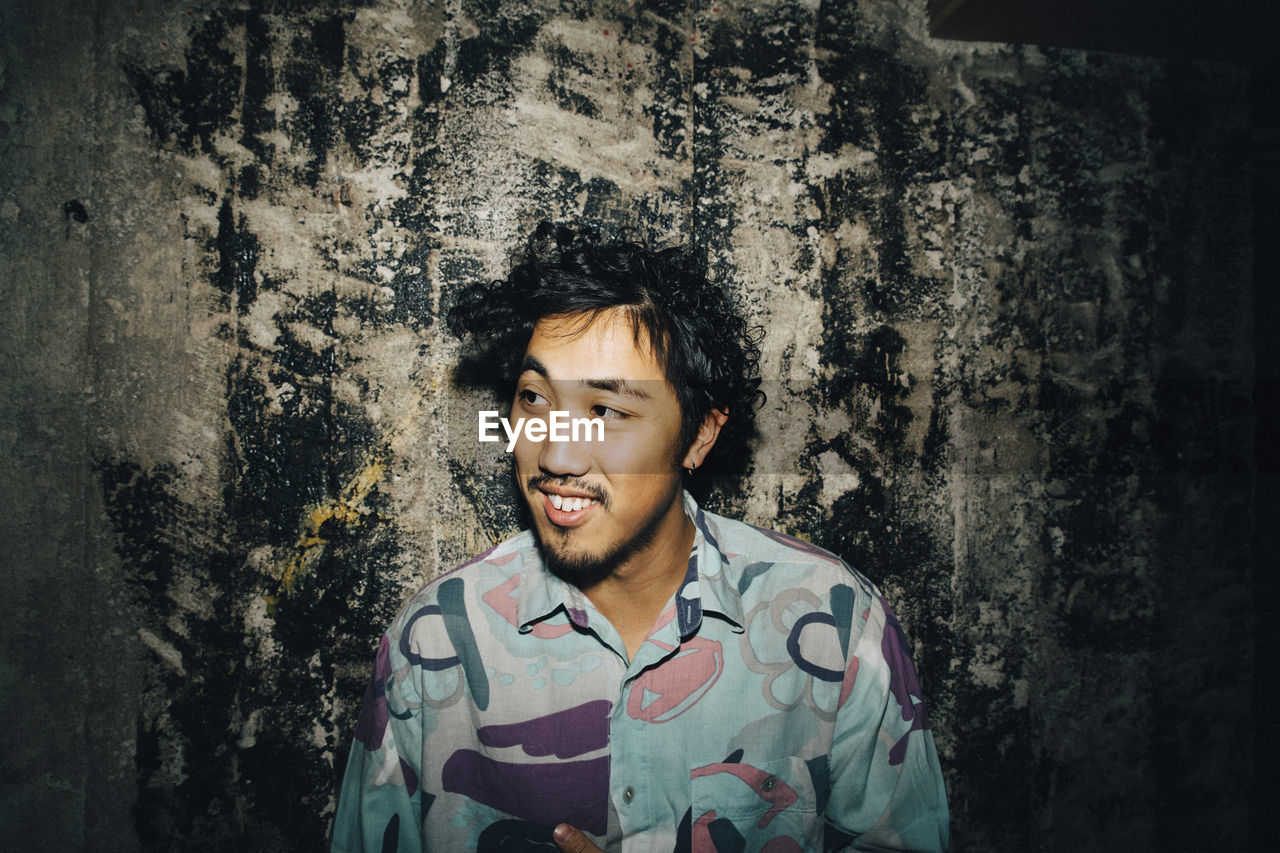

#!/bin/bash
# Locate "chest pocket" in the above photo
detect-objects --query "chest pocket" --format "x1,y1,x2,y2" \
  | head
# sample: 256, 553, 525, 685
688, 755, 821, 853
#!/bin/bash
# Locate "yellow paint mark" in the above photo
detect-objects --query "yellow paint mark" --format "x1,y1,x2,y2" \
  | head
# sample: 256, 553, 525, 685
264, 388, 451, 613
273, 458, 387, 605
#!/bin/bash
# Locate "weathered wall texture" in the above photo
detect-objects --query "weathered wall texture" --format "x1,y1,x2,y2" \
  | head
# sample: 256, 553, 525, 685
0, 0, 1256, 850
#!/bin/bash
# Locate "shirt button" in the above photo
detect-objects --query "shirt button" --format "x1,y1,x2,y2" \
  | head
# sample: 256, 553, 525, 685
622, 785, 635, 804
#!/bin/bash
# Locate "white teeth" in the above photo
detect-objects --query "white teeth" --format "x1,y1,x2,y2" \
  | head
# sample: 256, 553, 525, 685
547, 493, 595, 513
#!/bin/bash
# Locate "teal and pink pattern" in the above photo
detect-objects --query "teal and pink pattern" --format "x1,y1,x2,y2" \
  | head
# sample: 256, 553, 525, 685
332, 494, 950, 852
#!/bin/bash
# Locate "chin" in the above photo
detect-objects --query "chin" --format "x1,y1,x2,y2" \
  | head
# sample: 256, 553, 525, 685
534, 516, 661, 584
542, 546, 612, 577
536, 537, 616, 584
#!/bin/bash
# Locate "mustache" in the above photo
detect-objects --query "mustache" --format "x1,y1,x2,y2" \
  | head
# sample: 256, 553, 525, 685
526, 474, 611, 510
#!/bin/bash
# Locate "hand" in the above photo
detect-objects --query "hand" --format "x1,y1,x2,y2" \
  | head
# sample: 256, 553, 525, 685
553, 823, 605, 853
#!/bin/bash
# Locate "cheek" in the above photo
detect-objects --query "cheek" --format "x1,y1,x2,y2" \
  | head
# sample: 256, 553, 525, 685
511, 442, 538, 481
593, 439, 636, 471
601, 428, 680, 472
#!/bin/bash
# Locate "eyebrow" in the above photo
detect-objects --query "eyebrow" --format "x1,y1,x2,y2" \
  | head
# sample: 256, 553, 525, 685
519, 355, 653, 401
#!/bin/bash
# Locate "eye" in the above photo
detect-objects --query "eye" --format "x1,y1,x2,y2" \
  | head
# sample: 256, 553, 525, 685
590, 404, 627, 420
519, 389, 550, 407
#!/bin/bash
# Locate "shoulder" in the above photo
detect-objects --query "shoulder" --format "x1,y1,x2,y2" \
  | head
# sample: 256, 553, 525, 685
386, 529, 538, 636
698, 507, 882, 621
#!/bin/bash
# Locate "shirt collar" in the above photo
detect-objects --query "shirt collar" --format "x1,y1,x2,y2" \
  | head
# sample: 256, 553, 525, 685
513, 492, 745, 635
683, 491, 745, 633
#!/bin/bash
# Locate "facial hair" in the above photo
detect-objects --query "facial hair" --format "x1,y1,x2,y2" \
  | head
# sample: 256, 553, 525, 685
525, 473, 676, 587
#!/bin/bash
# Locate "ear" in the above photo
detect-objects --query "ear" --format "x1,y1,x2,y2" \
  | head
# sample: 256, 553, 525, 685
682, 408, 729, 471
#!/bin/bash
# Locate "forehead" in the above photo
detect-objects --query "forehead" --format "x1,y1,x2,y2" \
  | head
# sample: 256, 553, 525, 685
522, 309, 667, 383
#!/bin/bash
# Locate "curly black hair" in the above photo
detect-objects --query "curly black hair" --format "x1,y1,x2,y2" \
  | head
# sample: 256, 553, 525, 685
447, 221, 764, 467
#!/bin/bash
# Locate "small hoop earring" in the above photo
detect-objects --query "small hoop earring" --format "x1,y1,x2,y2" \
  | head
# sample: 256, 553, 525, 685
686, 465, 695, 475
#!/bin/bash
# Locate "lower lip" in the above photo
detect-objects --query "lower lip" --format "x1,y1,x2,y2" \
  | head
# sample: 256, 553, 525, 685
543, 492, 597, 527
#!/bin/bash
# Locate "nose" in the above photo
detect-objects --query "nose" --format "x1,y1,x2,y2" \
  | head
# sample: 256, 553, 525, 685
536, 419, 592, 478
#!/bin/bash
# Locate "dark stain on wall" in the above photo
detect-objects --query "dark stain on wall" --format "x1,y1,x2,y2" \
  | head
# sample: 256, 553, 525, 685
97, 460, 242, 847
124, 11, 242, 155
99, 308, 412, 848
216, 199, 260, 313
455, 1, 544, 86
817, 49, 936, 314
283, 15, 349, 186
241, 6, 276, 172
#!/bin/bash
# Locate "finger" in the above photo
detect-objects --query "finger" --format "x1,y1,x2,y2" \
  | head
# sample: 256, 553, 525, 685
553, 822, 602, 853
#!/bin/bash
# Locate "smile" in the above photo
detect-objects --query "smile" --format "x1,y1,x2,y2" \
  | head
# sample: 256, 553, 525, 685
541, 490, 598, 526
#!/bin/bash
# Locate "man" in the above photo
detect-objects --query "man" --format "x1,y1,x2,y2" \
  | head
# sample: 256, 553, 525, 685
331, 223, 950, 852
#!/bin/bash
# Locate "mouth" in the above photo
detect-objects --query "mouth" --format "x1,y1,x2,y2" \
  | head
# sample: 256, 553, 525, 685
540, 489, 599, 527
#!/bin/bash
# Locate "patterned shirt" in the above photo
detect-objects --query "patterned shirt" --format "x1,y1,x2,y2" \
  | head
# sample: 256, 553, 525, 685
332, 493, 950, 852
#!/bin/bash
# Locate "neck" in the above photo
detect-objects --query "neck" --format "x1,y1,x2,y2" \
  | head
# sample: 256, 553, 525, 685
580, 496, 695, 659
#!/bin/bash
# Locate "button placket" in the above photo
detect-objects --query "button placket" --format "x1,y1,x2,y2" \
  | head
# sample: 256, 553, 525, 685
611, 686, 650, 839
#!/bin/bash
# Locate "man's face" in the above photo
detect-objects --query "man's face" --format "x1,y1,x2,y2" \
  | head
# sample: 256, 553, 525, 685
511, 308, 688, 579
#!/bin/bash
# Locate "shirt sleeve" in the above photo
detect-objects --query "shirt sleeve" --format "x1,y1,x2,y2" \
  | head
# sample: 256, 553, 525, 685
824, 594, 951, 853
330, 632, 427, 853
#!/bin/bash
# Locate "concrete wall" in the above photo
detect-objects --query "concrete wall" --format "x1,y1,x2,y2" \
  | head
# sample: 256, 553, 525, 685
0, 0, 1257, 850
